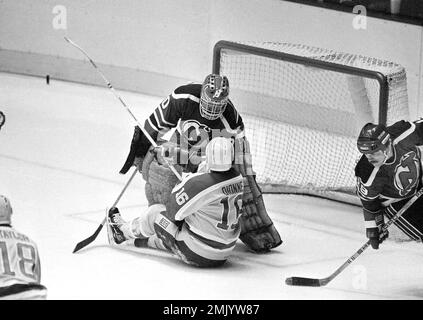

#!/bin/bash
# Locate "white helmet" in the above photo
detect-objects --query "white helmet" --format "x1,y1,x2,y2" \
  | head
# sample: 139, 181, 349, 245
205, 137, 234, 172
0, 195, 12, 225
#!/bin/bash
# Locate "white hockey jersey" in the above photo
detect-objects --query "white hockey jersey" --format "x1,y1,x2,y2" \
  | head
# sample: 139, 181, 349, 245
167, 168, 244, 259
0, 226, 41, 290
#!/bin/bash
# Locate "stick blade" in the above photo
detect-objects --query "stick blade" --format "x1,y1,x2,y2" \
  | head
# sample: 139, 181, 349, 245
72, 237, 95, 253
285, 276, 322, 287
72, 224, 104, 253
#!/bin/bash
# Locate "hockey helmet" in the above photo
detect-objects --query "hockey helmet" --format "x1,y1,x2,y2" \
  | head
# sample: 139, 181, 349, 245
0, 195, 12, 225
200, 74, 229, 120
206, 137, 234, 172
357, 123, 390, 154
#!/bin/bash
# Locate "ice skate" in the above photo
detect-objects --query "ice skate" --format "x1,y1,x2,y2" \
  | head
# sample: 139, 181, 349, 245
107, 207, 127, 245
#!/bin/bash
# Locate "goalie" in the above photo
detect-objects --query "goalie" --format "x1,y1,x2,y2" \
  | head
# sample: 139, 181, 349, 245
119, 73, 282, 253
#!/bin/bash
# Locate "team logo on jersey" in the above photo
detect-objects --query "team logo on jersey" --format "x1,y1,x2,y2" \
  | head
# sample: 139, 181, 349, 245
394, 151, 420, 196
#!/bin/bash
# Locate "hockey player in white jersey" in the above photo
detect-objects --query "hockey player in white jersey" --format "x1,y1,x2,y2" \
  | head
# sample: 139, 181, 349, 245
0, 195, 47, 299
108, 137, 244, 267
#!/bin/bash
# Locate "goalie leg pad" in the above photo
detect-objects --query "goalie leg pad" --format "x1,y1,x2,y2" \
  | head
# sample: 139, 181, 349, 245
142, 152, 182, 207
239, 176, 283, 253
234, 137, 282, 253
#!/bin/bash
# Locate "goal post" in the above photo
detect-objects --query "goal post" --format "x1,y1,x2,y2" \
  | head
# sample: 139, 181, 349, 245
212, 40, 409, 205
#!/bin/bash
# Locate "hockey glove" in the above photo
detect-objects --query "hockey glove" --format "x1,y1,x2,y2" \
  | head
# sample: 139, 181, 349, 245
366, 227, 389, 249
366, 212, 389, 249
363, 208, 389, 249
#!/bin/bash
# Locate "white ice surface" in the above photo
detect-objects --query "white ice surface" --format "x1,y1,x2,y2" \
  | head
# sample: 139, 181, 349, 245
1, 73, 422, 300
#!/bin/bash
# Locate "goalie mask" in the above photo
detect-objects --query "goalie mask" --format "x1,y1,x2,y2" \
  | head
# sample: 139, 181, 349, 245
0, 195, 12, 225
200, 74, 229, 120
206, 137, 233, 172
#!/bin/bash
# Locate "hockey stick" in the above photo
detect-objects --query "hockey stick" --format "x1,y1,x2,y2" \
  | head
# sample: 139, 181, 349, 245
64, 37, 182, 181
72, 168, 138, 253
285, 186, 423, 287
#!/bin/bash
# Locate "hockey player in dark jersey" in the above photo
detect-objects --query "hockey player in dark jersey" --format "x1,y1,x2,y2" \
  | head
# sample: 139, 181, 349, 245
108, 137, 244, 267
355, 120, 423, 249
119, 74, 282, 253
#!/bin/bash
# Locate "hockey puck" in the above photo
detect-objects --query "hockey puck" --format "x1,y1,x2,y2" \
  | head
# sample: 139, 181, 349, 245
46, 75, 50, 85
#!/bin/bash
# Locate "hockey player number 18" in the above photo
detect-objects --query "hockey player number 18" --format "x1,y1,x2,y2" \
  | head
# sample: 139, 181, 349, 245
217, 194, 243, 230
0, 241, 38, 280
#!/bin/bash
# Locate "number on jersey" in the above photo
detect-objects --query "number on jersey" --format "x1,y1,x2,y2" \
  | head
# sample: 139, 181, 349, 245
217, 194, 243, 230
0, 241, 38, 280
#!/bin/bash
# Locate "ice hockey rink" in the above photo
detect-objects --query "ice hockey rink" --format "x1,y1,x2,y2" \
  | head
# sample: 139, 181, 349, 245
1, 72, 423, 300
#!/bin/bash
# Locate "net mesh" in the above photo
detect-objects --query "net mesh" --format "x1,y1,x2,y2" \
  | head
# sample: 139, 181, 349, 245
218, 42, 409, 204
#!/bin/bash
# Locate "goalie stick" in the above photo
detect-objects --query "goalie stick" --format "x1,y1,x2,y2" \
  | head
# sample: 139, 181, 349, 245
72, 168, 138, 253
285, 186, 423, 287
64, 37, 182, 181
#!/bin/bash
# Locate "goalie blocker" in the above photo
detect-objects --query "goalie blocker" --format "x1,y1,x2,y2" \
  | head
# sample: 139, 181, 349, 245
120, 126, 282, 253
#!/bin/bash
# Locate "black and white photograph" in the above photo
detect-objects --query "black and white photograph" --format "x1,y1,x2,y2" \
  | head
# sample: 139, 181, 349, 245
1, 0, 423, 304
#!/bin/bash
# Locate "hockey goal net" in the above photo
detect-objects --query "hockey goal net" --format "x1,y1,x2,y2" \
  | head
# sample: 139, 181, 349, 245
213, 41, 409, 205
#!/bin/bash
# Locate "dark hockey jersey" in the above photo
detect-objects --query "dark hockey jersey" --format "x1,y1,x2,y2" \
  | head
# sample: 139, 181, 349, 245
355, 120, 423, 222
135, 83, 245, 159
